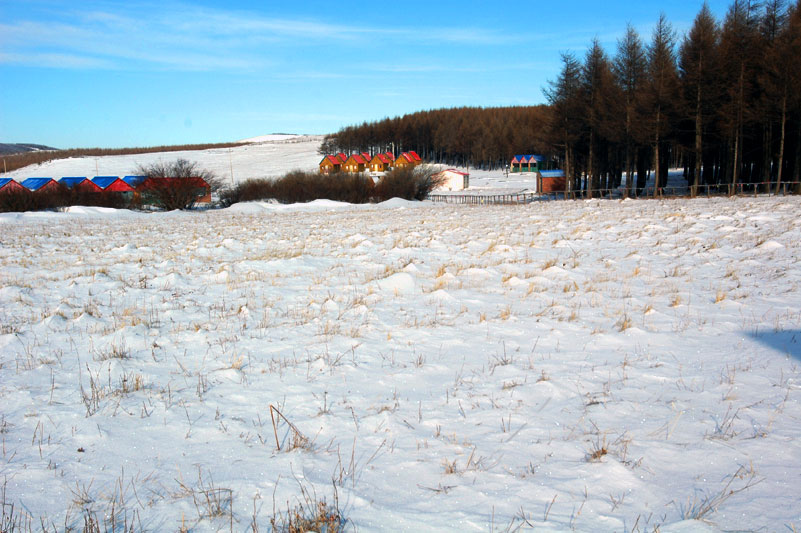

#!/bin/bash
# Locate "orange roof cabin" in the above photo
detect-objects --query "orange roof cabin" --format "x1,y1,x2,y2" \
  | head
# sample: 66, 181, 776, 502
0, 178, 26, 194
368, 152, 394, 173
320, 154, 344, 174
395, 151, 422, 168
342, 154, 368, 173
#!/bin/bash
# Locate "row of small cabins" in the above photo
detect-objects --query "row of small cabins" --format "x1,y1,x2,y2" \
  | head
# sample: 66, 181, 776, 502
0, 176, 211, 202
322, 152, 545, 174
320, 151, 422, 174
320, 151, 564, 192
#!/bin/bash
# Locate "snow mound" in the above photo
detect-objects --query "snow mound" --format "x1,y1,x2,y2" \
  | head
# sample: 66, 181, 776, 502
226, 199, 352, 213
757, 240, 784, 251
376, 272, 416, 294
376, 198, 422, 209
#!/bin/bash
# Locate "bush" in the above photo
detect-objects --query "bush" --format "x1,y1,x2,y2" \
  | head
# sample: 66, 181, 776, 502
223, 170, 374, 205
221, 165, 444, 207
0, 187, 132, 213
374, 165, 445, 201
135, 159, 218, 210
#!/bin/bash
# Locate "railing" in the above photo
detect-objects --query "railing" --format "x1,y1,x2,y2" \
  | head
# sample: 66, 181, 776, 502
427, 182, 801, 205
426, 193, 539, 205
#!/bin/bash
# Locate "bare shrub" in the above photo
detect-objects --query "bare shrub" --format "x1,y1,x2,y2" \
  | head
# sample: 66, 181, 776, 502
0, 184, 136, 213
223, 170, 374, 205
374, 164, 445, 201
0, 185, 89, 212
135, 159, 218, 210
221, 165, 442, 207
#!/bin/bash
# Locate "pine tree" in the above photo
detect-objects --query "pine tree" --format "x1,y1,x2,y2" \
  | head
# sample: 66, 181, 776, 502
545, 52, 584, 194
719, 0, 762, 190
581, 39, 622, 196
679, 3, 720, 195
645, 14, 680, 192
613, 24, 648, 196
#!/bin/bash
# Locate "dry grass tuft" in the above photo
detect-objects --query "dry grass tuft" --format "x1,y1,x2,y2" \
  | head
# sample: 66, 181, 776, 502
586, 435, 609, 462
271, 481, 345, 533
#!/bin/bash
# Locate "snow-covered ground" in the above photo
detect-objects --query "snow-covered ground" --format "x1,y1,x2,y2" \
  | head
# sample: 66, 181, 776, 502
3, 135, 324, 185
1, 195, 800, 532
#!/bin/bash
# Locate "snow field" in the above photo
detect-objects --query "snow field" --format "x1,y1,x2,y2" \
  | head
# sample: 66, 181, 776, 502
1, 197, 800, 531
3, 135, 325, 185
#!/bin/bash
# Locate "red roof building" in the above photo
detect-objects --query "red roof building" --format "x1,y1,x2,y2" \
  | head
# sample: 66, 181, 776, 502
395, 151, 422, 168
320, 154, 344, 174
343, 154, 368, 173
368, 153, 394, 173
433, 169, 469, 191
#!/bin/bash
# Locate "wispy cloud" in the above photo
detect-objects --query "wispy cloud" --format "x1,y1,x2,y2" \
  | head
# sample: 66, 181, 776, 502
0, 1, 520, 72
0, 51, 117, 69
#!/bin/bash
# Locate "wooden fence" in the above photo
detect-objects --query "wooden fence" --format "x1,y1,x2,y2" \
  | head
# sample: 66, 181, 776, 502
427, 182, 801, 205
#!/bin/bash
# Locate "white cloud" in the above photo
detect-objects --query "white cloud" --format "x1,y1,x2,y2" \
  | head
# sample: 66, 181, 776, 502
0, 51, 116, 69
1, 1, 519, 72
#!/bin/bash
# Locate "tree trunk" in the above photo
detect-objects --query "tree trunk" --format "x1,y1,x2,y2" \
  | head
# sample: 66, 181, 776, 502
775, 90, 787, 194
588, 129, 595, 199
654, 107, 662, 196
794, 125, 801, 194
694, 79, 702, 197
732, 63, 745, 193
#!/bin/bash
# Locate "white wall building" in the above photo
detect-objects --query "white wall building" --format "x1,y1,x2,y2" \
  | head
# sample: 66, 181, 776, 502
434, 169, 469, 191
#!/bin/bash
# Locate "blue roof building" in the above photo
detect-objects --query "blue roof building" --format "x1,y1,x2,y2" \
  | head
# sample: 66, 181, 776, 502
122, 175, 147, 188
59, 177, 88, 188
511, 155, 544, 173
0, 178, 25, 193
91, 176, 120, 189
540, 170, 565, 178
21, 177, 58, 191
60, 177, 103, 192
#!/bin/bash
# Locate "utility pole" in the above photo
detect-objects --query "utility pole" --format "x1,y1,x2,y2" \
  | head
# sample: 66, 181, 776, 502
228, 148, 235, 185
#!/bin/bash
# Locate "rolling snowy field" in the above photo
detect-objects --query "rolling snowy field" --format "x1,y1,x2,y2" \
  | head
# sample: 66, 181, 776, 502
3, 135, 325, 186
1, 194, 800, 532
3, 133, 567, 194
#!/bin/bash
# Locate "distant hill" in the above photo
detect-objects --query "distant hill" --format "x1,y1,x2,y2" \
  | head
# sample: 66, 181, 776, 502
0, 143, 58, 155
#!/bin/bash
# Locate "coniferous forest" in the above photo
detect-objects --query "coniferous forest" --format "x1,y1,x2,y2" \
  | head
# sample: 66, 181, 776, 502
321, 0, 801, 195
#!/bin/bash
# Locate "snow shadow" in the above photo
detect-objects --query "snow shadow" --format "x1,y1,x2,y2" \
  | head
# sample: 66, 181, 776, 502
747, 329, 801, 362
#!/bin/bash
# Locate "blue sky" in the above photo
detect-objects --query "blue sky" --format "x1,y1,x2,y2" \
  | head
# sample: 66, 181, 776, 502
1, 0, 733, 148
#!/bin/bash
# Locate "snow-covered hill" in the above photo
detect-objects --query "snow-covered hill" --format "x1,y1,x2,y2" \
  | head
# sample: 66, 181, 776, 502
3, 135, 324, 184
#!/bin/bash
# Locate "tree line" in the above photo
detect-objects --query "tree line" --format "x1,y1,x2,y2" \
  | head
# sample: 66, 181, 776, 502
319, 106, 552, 171
321, 0, 800, 196
1, 142, 245, 174
547, 0, 801, 196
